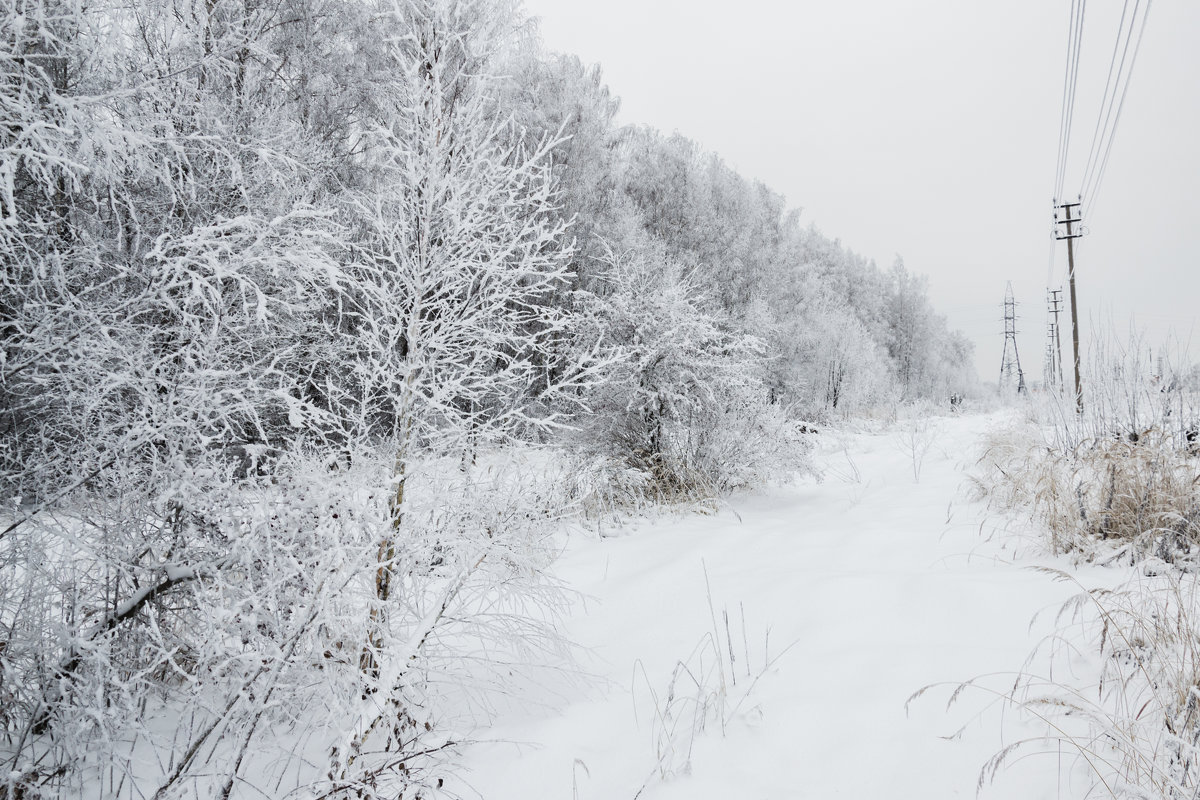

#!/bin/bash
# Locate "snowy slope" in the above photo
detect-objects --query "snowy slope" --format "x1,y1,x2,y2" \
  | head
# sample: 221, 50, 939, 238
449, 412, 1111, 799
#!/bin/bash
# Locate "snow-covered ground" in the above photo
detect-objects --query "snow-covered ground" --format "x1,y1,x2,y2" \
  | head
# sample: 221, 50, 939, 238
449, 412, 1113, 799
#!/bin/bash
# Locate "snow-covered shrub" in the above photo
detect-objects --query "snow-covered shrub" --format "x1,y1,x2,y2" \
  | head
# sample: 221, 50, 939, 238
324, 449, 575, 799
557, 451, 657, 524
960, 335, 1200, 796
569, 249, 815, 506
2, 456, 367, 799
663, 396, 818, 495
973, 334, 1200, 563
0, 447, 573, 800
975, 420, 1200, 562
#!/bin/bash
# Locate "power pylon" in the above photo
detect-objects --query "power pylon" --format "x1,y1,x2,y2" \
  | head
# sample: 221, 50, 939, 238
1000, 282, 1026, 394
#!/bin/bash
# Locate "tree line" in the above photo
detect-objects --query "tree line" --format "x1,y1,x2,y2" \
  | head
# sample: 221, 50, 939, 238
0, 0, 975, 797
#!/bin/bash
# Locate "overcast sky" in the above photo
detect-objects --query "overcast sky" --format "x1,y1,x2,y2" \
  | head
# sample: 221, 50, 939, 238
519, 0, 1200, 384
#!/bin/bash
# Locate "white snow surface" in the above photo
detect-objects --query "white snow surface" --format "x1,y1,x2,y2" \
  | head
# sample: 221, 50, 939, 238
450, 412, 1113, 799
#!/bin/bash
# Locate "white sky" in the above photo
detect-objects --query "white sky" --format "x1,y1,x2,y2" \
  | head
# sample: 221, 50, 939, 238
520, 0, 1200, 384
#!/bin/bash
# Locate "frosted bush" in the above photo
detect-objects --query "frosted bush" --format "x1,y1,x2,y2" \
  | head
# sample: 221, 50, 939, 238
568, 248, 816, 505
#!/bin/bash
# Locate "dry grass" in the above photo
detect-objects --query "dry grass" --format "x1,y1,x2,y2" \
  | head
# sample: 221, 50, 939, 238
910, 568, 1200, 798
959, 336, 1200, 795
630, 565, 796, 797
973, 422, 1200, 563
1025, 569, 1200, 798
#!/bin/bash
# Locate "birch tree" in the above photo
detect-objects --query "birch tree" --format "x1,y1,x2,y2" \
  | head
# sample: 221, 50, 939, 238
323, 0, 599, 784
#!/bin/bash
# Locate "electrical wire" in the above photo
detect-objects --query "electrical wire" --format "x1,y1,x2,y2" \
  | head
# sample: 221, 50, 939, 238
1081, 0, 1152, 220
1046, 223, 1059, 288
1077, 0, 1132, 203
1048, 1, 1087, 298
1053, 0, 1087, 204
1052, 0, 1076, 202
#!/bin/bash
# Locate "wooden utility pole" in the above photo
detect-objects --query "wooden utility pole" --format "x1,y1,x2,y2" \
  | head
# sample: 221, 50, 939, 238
1055, 202, 1083, 413
1046, 288, 1064, 389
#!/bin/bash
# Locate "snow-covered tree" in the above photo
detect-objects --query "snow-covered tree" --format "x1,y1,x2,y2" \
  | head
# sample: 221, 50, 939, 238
492, 51, 627, 290
0, 4, 979, 795
571, 248, 812, 500
316, 0, 603, 787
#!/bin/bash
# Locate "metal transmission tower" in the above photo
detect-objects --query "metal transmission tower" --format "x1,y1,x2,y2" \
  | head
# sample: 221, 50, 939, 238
999, 282, 1027, 394
1044, 288, 1064, 388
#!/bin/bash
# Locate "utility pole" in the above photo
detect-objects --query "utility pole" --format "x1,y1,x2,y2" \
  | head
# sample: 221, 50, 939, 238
1054, 202, 1083, 413
1043, 291, 1055, 388
1045, 288, 1064, 389
1044, 320, 1057, 387
1000, 282, 1026, 394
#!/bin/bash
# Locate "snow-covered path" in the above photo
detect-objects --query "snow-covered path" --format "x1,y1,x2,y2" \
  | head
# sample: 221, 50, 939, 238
451, 413, 1101, 799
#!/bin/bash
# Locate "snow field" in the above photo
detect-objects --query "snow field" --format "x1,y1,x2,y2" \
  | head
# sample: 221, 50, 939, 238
451, 412, 1114, 799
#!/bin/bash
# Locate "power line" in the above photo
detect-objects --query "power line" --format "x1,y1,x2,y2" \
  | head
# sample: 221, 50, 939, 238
1078, 0, 1133, 200
1081, 0, 1152, 219
1045, 215, 1059, 289
1053, 0, 1087, 203
1056, 0, 1076, 199
1052, 0, 1075, 200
